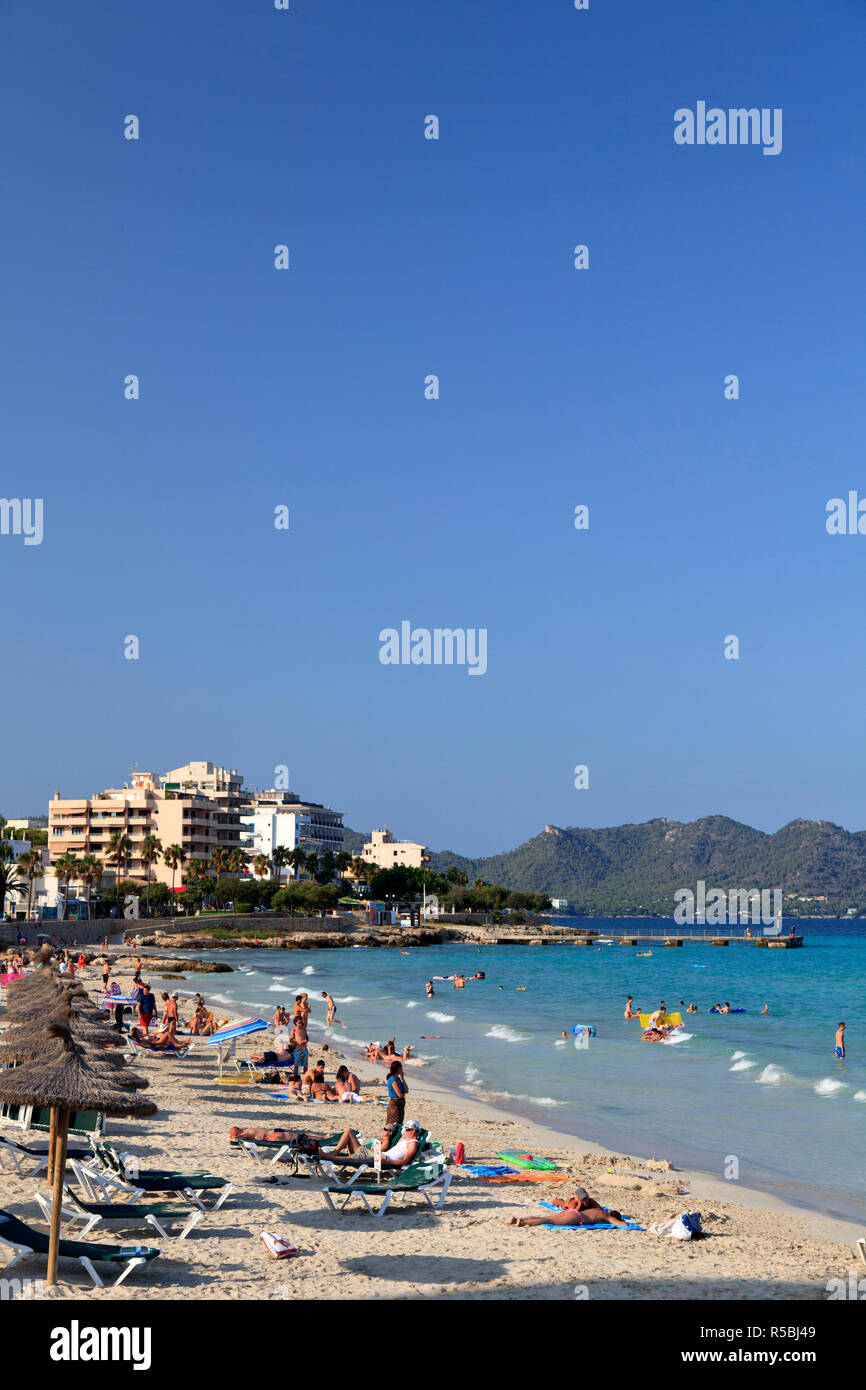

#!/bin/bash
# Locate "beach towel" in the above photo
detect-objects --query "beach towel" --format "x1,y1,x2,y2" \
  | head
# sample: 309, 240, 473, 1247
460, 1163, 519, 1178
485, 1172, 575, 1184
537, 1201, 644, 1231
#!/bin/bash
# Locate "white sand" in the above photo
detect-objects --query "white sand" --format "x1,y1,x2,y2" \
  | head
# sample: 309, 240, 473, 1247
2, 978, 862, 1302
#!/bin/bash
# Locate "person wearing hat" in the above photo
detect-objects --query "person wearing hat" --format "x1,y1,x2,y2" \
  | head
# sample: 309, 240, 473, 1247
320, 1118, 422, 1170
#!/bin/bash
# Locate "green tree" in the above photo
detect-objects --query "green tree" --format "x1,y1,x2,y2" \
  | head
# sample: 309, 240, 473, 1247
139, 834, 163, 917
287, 847, 307, 882
315, 850, 336, 885
209, 848, 230, 894
16, 849, 43, 920
107, 831, 133, 888
272, 845, 290, 888
0, 858, 24, 919
78, 854, 104, 920
54, 852, 81, 921
163, 844, 187, 905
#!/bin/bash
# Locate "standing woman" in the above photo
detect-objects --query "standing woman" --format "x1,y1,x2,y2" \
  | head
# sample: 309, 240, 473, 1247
386, 1059, 407, 1126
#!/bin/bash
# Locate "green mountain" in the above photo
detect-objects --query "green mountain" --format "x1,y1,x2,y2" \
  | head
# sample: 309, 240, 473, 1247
343, 816, 866, 915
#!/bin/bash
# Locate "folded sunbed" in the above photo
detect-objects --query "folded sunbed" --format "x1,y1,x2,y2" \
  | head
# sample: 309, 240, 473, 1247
0, 1208, 160, 1287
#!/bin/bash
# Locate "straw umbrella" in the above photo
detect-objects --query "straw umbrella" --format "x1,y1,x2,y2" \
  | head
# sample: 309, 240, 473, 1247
0, 1001, 136, 1176
0, 1019, 156, 1285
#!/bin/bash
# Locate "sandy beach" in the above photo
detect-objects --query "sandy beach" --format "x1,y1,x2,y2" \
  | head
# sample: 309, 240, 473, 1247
1, 966, 860, 1303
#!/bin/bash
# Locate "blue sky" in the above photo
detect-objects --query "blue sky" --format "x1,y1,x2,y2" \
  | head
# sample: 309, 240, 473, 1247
2, 0, 865, 855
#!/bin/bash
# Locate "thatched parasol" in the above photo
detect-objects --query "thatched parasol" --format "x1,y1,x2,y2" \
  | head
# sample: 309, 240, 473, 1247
0, 1019, 156, 1285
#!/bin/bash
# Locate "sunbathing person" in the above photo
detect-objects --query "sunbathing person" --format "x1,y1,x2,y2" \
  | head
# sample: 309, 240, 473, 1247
130, 1026, 184, 1050
230, 1125, 324, 1144
250, 1045, 297, 1068
508, 1205, 632, 1228
319, 1119, 422, 1168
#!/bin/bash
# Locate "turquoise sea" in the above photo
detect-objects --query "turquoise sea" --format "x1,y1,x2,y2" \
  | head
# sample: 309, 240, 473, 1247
170, 920, 866, 1224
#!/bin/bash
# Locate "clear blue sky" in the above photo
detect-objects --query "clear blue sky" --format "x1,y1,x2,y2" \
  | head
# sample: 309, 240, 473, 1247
2, 0, 865, 855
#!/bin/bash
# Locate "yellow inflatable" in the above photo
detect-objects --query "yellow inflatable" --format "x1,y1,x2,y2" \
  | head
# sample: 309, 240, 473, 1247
638, 1011, 682, 1030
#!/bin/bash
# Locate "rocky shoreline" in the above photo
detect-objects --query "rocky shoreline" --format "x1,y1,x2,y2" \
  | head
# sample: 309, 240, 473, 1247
137, 920, 588, 955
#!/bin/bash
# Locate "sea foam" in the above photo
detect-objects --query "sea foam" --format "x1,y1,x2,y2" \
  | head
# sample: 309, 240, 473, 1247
854, 1091, 866, 1103
302, 966, 316, 975
426, 1011, 455, 1023
486, 1025, 530, 1043
756, 1065, 785, 1085
815, 1078, 846, 1096
731, 1051, 748, 1061
730, 1059, 758, 1071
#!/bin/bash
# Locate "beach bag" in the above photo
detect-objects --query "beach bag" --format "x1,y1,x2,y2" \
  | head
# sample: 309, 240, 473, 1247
649, 1212, 702, 1240
259, 1230, 298, 1259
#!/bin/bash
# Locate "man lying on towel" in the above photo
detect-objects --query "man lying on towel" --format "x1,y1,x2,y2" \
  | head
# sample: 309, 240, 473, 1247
320, 1119, 422, 1169
507, 1187, 633, 1228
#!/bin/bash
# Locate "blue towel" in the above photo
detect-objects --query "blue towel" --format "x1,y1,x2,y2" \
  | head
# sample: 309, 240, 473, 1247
462, 1163, 520, 1178
536, 1201, 644, 1231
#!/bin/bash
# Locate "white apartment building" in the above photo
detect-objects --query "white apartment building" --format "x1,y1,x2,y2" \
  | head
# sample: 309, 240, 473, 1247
239, 791, 344, 878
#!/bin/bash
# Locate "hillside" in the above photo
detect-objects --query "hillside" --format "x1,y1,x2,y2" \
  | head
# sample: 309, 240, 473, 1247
343, 816, 866, 915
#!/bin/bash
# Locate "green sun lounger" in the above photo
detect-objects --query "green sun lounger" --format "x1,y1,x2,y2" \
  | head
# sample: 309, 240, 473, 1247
38, 1182, 203, 1241
0, 1208, 160, 1287
321, 1163, 452, 1218
84, 1142, 234, 1211
0, 1135, 92, 1178
230, 1129, 359, 1175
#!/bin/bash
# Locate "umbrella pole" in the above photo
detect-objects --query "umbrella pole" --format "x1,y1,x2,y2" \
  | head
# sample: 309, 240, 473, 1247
47, 1105, 57, 1183
47, 1107, 69, 1288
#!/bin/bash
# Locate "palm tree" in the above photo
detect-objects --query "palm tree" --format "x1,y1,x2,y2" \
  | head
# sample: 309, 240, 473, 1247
54, 852, 81, 922
335, 851, 352, 883
78, 854, 103, 920
253, 854, 270, 881
272, 845, 290, 889
209, 848, 230, 897
16, 849, 42, 920
351, 855, 375, 887
304, 851, 320, 882
107, 831, 133, 886
228, 847, 248, 879
163, 844, 187, 905
139, 834, 163, 917
288, 847, 307, 883
0, 858, 24, 920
